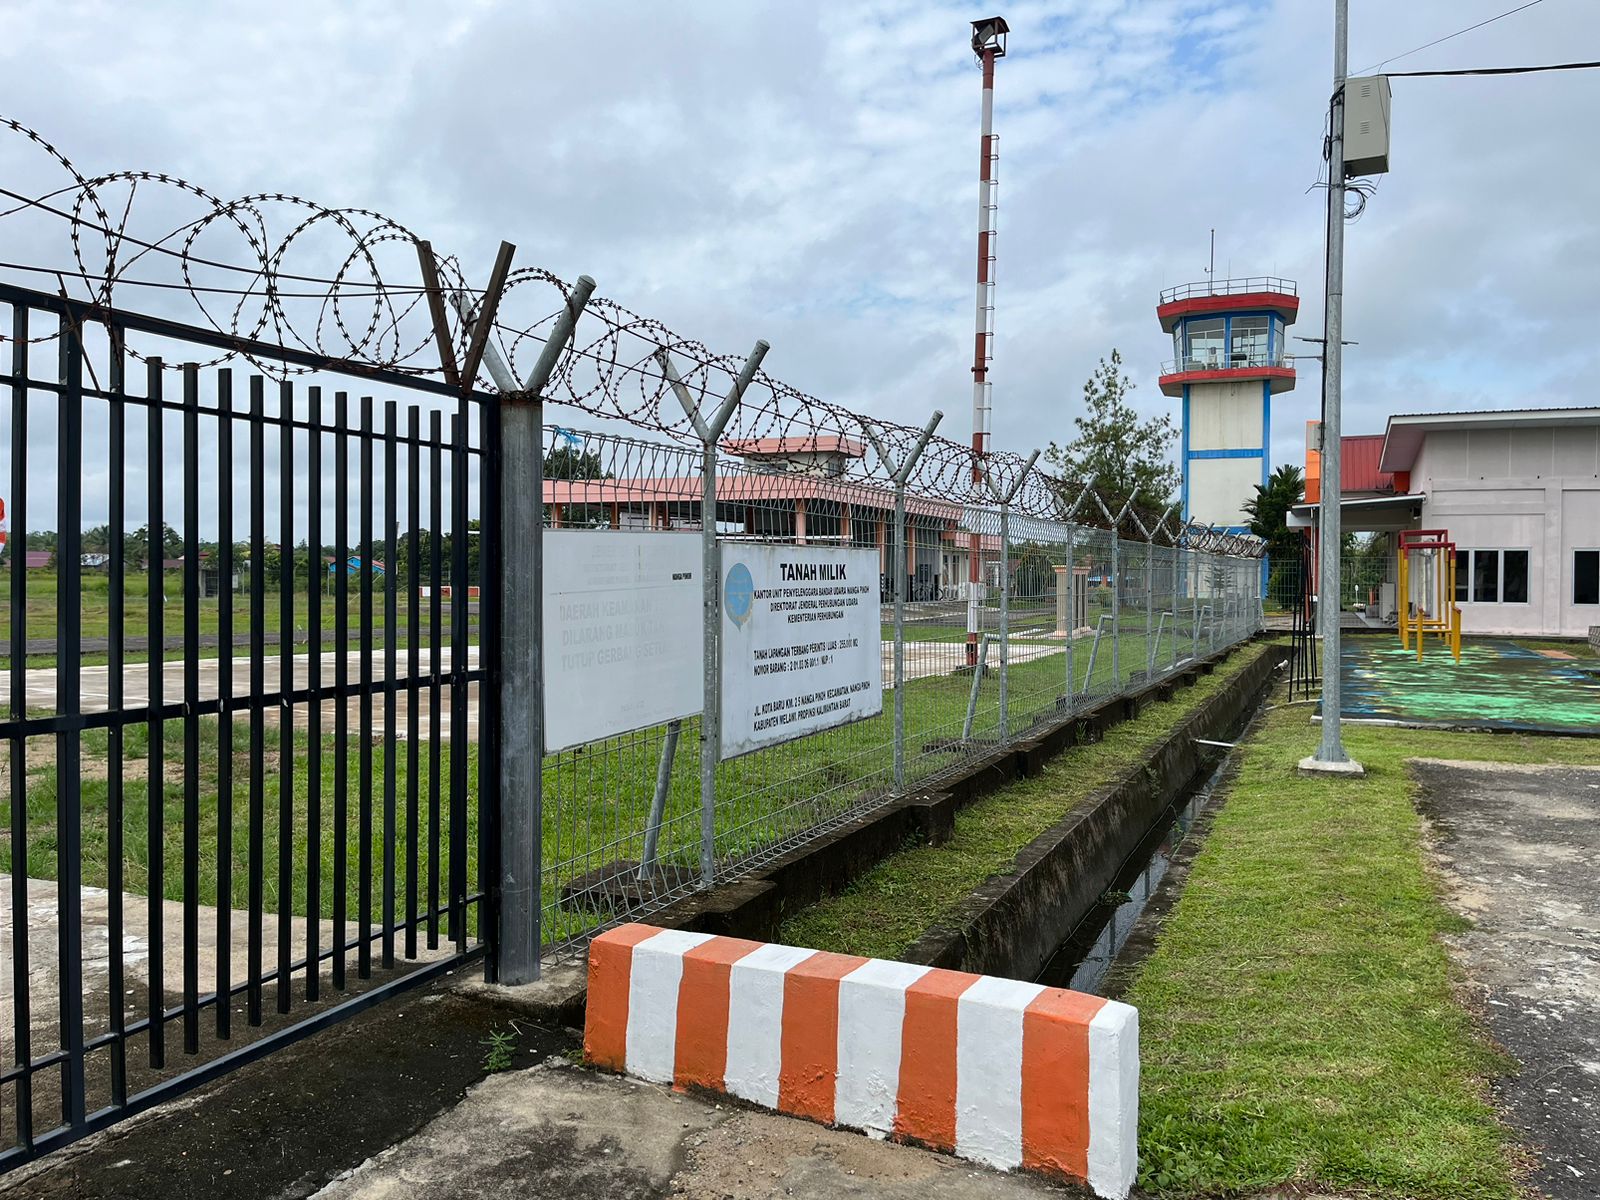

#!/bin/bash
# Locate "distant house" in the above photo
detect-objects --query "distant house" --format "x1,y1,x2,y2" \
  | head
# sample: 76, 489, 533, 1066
24, 550, 51, 569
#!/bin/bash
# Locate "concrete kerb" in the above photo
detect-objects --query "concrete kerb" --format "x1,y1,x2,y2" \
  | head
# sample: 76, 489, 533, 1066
584, 924, 1140, 1200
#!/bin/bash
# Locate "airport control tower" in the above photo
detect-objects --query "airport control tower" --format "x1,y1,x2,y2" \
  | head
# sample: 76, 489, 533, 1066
1157, 278, 1299, 531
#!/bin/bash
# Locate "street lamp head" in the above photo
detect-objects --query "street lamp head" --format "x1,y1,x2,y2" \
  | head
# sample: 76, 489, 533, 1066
971, 16, 1009, 58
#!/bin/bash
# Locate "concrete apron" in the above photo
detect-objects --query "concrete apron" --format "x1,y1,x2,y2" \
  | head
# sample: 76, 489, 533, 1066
0, 874, 453, 1047
1415, 759, 1600, 1200
20, 646, 483, 740
877, 638, 1064, 686
312, 1058, 1059, 1200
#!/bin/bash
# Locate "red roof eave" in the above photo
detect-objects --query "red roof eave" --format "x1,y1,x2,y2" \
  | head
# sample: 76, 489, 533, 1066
1156, 291, 1300, 332
1158, 365, 1296, 397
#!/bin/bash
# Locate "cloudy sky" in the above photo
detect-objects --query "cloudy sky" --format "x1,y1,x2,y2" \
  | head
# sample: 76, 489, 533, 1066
3, 0, 1597, 498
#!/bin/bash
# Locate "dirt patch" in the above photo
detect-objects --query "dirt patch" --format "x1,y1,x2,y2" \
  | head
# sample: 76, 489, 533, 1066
0, 979, 571, 1200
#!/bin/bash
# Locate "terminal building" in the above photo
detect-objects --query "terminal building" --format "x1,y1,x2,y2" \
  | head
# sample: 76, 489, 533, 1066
1293, 407, 1600, 639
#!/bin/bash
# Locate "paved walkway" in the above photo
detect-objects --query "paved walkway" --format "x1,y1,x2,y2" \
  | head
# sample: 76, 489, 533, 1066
1416, 759, 1600, 1199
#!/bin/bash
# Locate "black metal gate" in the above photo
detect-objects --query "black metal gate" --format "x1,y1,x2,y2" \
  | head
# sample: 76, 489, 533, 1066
0, 281, 499, 1165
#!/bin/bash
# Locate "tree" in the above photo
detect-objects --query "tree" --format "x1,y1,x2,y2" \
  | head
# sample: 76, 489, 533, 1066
1044, 350, 1180, 530
1243, 464, 1305, 560
543, 445, 604, 480
1245, 464, 1306, 611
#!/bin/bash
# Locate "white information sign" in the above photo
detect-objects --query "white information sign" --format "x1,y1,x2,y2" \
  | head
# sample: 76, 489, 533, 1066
719, 543, 882, 760
542, 530, 702, 753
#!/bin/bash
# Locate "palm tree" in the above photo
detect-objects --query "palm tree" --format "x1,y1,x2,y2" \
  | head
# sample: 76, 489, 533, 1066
1244, 464, 1305, 557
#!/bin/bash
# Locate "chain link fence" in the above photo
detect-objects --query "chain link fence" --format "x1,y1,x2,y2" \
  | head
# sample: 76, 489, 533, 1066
538, 424, 1265, 959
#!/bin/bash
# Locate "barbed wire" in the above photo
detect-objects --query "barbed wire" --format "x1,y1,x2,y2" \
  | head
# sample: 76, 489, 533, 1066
0, 113, 1264, 551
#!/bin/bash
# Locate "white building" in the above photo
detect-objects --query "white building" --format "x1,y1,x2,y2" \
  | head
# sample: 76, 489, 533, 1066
1293, 407, 1600, 639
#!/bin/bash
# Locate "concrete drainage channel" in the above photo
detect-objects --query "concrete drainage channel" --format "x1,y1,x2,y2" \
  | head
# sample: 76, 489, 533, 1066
1036, 697, 1261, 995
511, 638, 1289, 1017
892, 641, 1287, 983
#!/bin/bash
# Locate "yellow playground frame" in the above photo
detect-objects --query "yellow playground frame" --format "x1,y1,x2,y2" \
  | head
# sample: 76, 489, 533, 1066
1397, 528, 1461, 662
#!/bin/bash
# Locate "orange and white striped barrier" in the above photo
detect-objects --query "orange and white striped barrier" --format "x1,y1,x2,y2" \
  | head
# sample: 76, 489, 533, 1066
584, 924, 1139, 1199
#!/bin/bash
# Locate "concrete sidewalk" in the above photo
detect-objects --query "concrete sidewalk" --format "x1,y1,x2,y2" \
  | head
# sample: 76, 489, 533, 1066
313, 1058, 1059, 1200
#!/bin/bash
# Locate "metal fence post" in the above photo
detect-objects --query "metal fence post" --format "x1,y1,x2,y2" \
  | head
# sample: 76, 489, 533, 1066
1147, 506, 1176, 677
1110, 526, 1120, 689
1088, 493, 1129, 692
478, 265, 594, 986
998, 500, 1010, 738
864, 412, 942, 791
1059, 482, 1092, 704
660, 341, 770, 888
1064, 522, 1076, 703
980, 451, 1037, 742
1144, 531, 1154, 678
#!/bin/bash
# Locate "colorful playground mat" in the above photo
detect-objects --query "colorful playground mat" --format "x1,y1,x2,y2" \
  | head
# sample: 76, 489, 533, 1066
1330, 637, 1600, 736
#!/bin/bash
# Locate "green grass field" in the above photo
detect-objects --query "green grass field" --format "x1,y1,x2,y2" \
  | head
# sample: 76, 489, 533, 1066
1, 607, 1238, 951
1127, 696, 1597, 1198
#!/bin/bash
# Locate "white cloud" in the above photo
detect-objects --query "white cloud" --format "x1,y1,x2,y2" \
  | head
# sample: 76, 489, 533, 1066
2, 0, 1597, 529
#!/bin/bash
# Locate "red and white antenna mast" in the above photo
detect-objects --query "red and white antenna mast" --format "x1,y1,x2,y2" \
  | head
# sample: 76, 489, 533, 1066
968, 16, 1008, 667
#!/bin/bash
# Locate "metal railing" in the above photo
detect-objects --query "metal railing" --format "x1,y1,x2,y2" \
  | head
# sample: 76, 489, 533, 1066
1160, 348, 1290, 375
0, 282, 491, 1168
1159, 277, 1299, 304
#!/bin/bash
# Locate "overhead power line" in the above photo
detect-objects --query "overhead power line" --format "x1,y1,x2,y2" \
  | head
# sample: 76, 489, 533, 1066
1356, 0, 1547, 74
1385, 59, 1600, 77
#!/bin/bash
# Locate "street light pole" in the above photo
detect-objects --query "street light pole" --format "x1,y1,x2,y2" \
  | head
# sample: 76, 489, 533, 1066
1305, 0, 1363, 775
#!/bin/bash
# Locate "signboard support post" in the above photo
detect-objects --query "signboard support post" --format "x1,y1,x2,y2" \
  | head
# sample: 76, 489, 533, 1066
658, 340, 769, 888
962, 634, 992, 741
469, 265, 594, 986
980, 451, 1037, 741
638, 719, 682, 880
863, 411, 943, 791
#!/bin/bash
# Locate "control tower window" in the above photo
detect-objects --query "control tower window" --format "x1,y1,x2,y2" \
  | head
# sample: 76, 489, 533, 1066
1230, 316, 1269, 365
1183, 318, 1225, 368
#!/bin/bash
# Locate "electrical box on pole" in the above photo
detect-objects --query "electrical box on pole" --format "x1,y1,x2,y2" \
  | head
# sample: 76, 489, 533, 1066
1343, 74, 1391, 175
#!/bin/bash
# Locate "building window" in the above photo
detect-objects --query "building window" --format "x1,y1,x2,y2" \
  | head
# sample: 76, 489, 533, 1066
1576, 549, 1600, 606
1229, 316, 1270, 365
1503, 550, 1528, 603
1456, 548, 1530, 604
1183, 317, 1225, 368
1472, 550, 1499, 602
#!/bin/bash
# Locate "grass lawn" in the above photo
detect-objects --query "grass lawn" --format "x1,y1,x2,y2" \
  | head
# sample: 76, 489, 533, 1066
1127, 694, 1597, 1198
779, 641, 1274, 960
2, 614, 1239, 952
